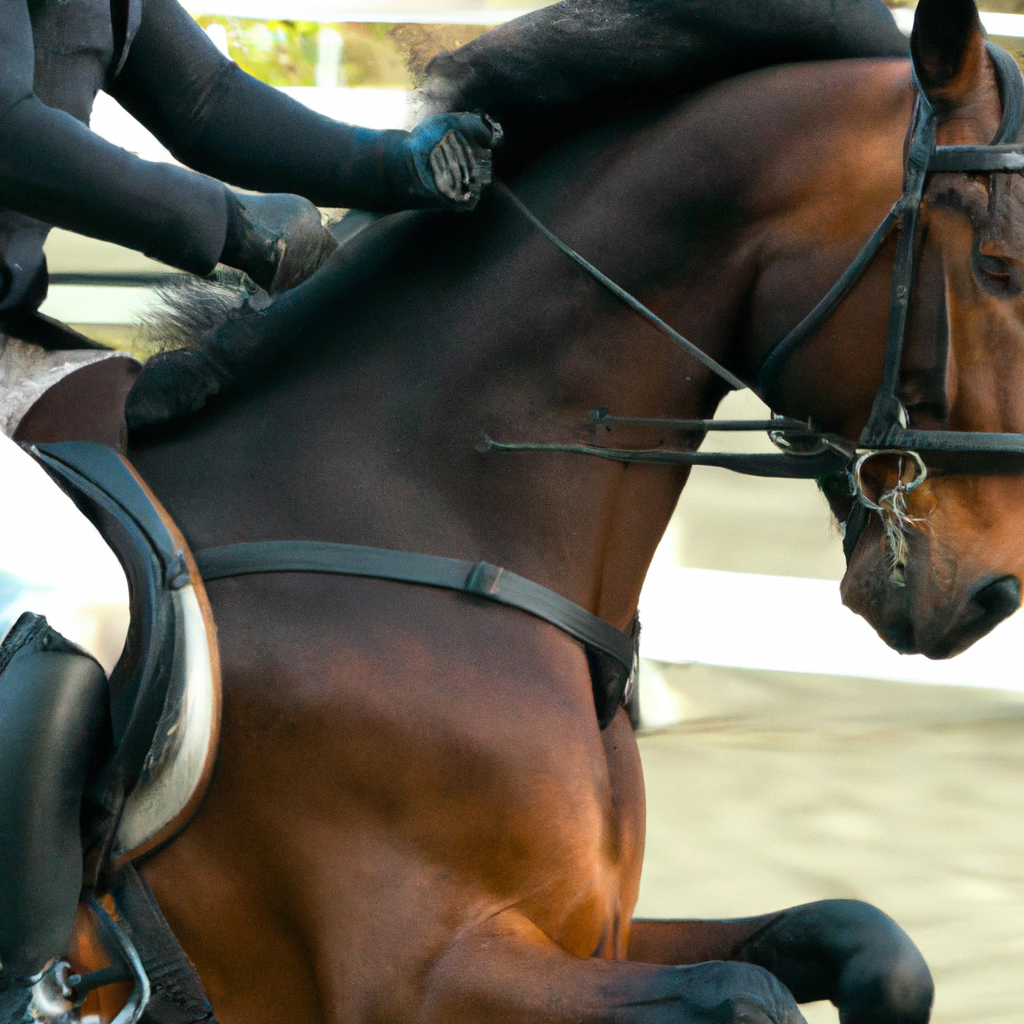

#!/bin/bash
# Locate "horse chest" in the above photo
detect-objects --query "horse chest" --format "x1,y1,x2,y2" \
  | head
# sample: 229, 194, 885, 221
201, 577, 646, 958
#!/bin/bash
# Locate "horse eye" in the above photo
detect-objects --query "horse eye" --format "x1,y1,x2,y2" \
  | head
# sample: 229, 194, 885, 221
972, 243, 1022, 296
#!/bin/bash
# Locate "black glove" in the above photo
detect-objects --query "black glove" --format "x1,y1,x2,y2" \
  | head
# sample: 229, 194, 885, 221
220, 192, 339, 294
404, 113, 502, 211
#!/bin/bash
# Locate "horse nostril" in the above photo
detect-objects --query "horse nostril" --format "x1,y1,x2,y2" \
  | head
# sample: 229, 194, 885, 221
972, 575, 1022, 623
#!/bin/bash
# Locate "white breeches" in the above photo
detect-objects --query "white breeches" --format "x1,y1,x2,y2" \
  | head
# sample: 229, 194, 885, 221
0, 433, 129, 674
0, 334, 123, 439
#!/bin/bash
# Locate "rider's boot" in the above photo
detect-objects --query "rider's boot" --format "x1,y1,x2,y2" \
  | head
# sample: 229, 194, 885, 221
0, 613, 108, 1022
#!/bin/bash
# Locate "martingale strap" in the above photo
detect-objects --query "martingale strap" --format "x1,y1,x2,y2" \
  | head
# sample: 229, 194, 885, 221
194, 540, 638, 727
494, 181, 749, 391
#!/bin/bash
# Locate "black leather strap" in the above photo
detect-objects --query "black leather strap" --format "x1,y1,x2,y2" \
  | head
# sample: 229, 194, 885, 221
756, 204, 901, 400
195, 540, 637, 726
988, 39, 1024, 146
479, 434, 851, 478
494, 180, 749, 391
109, 863, 218, 1024
928, 145, 1024, 173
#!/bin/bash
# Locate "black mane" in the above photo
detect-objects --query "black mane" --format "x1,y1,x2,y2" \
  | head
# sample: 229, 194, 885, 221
127, 0, 908, 433
420, 0, 907, 159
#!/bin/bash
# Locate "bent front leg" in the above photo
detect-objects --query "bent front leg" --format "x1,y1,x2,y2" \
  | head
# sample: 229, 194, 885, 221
628, 900, 933, 1024
419, 909, 805, 1024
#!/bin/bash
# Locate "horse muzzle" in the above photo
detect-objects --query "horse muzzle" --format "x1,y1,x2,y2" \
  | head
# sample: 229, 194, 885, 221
840, 518, 1023, 658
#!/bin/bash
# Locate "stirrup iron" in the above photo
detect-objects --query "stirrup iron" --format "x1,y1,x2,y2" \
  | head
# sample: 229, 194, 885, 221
28, 899, 149, 1024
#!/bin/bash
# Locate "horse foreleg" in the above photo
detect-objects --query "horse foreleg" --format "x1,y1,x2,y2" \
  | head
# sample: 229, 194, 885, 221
628, 900, 933, 1024
418, 908, 805, 1024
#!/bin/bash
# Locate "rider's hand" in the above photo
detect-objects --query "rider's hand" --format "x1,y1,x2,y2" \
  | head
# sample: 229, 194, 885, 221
220, 192, 339, 295
405, 113, 502, 211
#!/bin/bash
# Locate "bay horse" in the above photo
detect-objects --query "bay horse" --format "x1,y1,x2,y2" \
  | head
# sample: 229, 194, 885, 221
120, 0, 1022, 1019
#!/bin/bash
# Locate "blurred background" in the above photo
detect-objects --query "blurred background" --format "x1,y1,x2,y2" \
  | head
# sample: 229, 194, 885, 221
31, 2, 1024, 1020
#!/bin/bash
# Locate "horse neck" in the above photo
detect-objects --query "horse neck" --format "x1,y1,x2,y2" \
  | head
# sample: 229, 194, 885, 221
135, 59, 914, 628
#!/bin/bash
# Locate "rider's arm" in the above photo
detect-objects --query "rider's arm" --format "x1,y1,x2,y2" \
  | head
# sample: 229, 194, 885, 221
108, 0, 482, 212
0, 0, 229, 276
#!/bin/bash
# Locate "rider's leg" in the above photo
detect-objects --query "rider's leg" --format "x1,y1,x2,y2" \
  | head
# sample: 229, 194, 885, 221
0, 433, 128, 673
0, 614, 108, 1012
0, 436, 125, 1019
416, 908, 805, 1024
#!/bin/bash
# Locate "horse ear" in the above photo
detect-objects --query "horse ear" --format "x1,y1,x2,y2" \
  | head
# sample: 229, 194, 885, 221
911, 0, 987, 111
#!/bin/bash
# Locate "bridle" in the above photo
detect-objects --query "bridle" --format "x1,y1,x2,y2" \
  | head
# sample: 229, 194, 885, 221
181, 42, 1024, 731
486, 40, 1024, 567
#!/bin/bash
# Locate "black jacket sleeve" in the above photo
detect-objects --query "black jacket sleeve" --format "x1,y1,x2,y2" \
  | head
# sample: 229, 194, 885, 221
108, 0, 421, 212
0, 0, 229, 276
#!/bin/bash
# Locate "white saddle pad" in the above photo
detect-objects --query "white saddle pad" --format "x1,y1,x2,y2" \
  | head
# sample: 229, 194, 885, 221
0, 335, 127, 440
0, 434, 220, 861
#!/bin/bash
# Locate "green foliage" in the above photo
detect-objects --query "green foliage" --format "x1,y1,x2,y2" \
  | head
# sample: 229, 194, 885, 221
192, 15, 490, 89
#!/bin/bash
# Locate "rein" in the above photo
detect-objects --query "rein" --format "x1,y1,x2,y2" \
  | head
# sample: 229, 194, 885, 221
191, 45, 1024, 723
484, 41, 1024, 562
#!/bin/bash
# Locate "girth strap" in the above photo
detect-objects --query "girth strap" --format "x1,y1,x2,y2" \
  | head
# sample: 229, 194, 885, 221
194, 541, 637, 727
107, 862, 218, 1024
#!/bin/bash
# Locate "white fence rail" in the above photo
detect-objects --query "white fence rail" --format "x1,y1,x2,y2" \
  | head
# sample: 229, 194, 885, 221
179, 4, 1024, 37
183, 2, 535, 23
891, 8, 1024, 38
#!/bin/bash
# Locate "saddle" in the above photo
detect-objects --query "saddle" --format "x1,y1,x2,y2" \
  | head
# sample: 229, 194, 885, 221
0, 442, 221, 1024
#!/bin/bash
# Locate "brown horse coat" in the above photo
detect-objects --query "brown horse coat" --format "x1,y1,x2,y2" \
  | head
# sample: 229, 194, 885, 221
123, 0, 1024, 1020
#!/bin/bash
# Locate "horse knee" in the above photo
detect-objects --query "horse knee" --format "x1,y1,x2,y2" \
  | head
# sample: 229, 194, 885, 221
420, 915, 807, 1024
671, 961, 806, 1024
824, 900, 933, 1024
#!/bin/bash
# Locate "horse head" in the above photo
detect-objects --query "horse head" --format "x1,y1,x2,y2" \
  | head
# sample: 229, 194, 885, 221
803, 0, 1024, 657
